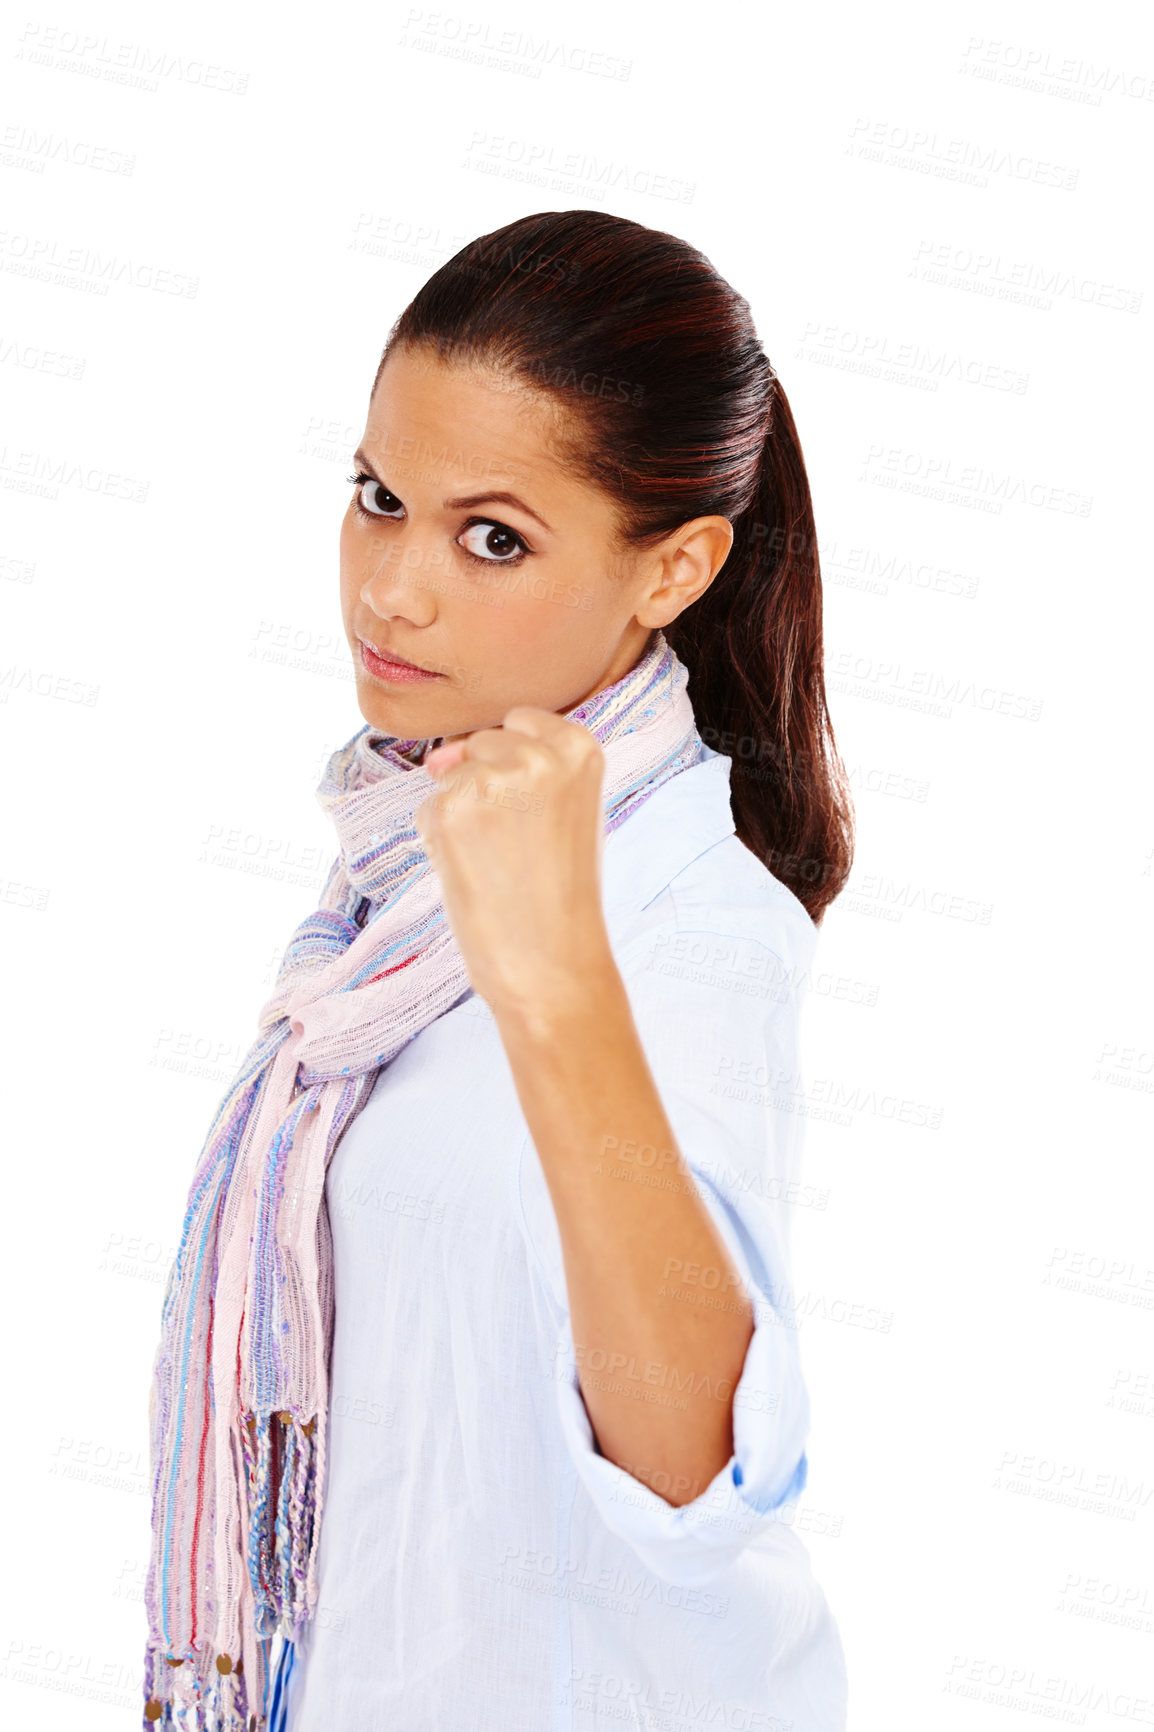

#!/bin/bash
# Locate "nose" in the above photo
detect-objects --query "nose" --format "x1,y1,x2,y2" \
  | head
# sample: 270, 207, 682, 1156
357, 533, 440, 624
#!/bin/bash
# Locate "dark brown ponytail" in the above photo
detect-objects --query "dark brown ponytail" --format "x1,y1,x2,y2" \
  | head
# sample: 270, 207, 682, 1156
663, 383, 854, 923
380, 210, 855, 923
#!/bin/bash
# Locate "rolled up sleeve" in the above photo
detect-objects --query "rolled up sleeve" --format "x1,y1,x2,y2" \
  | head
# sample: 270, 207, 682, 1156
525, 910, 818, 1584
553, 1255, 809, 1585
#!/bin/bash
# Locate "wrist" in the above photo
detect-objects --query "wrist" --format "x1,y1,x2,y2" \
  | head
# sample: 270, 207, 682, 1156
484, 925, 622, 1042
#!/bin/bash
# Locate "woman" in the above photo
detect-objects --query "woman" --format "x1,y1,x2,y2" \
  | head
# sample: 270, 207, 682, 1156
143, 210, 855, 1732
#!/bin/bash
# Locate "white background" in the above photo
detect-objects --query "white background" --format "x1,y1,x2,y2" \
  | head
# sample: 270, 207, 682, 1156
1, 0, 1151, 1726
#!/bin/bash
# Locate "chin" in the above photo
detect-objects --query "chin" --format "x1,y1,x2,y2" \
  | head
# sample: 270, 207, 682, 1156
353, 677, 436, 737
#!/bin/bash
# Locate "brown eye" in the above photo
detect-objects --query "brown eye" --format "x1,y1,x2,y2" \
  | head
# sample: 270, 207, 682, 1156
349, 474, 403, 518
458, 522, 526, 562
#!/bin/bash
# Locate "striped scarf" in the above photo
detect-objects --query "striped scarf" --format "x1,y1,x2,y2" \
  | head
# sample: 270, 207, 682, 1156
142, 629, 705, 1728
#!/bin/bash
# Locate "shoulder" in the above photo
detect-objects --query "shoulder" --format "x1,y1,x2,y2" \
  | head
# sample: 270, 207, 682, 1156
670, 831, 817, 976
601, 748, 818, 989
613, 827, 819, 1005
608, 834, 814, 1197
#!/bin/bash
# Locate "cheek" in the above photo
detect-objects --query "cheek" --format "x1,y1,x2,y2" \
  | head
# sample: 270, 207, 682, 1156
338, 516, 361, 602
479, 593, 608, 680
506, 575, 613, 639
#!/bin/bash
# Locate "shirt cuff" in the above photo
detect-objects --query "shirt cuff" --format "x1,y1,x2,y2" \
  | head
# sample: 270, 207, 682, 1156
553, 1285, 811, 1587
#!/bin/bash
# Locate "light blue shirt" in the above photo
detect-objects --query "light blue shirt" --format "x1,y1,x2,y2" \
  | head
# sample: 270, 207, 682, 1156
285, 746, 848, 1731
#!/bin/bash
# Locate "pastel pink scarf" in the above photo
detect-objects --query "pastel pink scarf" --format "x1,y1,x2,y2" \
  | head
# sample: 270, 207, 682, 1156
143, 629, 705, 1728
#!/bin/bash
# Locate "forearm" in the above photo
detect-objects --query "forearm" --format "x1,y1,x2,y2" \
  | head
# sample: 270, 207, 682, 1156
490, 936, 755, 1506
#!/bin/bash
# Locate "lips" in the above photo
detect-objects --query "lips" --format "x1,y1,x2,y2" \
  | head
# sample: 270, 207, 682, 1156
359, 636, 421, 671
358, 636, 446, 684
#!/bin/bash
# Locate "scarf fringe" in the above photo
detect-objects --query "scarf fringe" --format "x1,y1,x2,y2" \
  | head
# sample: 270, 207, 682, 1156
144, 1413, 315, 1728
141, 1639, 297, 1732
141, 1647, 254, 1729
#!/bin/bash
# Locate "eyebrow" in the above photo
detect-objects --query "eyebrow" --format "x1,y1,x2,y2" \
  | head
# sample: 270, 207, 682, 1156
352, 449, 554, 535
444, 490, 553, 534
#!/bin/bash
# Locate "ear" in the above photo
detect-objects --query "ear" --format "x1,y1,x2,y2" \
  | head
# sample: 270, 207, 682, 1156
637, 516, 734, 627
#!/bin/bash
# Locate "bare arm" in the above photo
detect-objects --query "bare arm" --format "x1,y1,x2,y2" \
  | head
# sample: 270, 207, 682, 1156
491, 934, 754, 1506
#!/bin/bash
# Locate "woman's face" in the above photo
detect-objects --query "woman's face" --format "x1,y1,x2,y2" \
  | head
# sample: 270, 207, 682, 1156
339, 345, 731, 745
